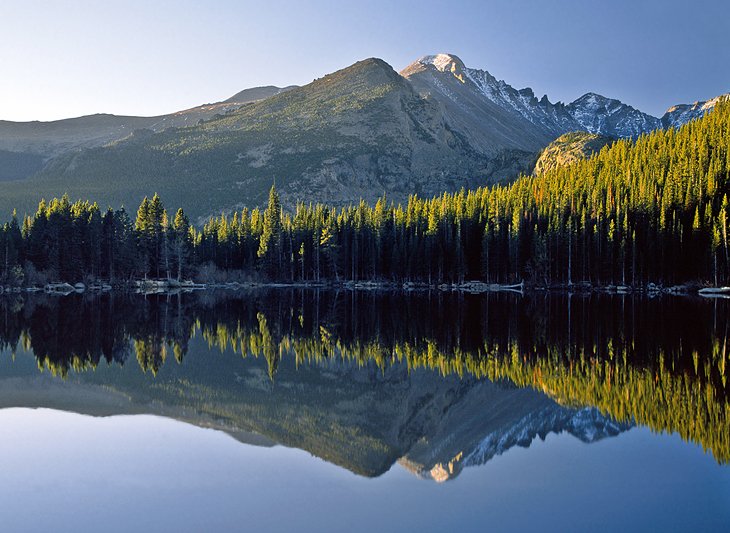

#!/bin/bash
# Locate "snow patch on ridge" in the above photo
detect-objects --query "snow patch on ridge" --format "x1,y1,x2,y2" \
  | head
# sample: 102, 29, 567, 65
663, 93, 729, 129
406, 52, 716, 142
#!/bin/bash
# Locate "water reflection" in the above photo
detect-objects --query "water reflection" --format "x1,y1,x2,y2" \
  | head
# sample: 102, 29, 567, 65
0, 290, 727, 477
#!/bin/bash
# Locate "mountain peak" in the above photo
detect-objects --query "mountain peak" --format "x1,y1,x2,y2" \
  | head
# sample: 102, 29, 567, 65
401, 53, 467, 79
339, 57, 402, 82
418, 53, 466, 73
572, 93, 614, 107
567, 92, 661, 137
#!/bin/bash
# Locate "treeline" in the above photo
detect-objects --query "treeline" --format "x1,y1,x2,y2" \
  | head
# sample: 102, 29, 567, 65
0, 194, 191, 284
1, 102, 729, 285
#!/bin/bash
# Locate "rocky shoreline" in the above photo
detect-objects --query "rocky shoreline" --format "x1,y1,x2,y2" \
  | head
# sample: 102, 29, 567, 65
0, 278, 728, 298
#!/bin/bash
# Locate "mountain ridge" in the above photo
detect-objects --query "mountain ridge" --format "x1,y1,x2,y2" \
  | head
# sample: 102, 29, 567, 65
402, 53, 722, 140
0, 85, 297, 157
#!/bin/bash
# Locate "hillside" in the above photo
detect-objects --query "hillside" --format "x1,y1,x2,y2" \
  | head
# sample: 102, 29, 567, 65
0, 85, 294, 161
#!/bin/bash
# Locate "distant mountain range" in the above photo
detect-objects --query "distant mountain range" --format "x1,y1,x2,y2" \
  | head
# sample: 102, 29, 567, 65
0, 53, 724, 220
0, 85, 296, 159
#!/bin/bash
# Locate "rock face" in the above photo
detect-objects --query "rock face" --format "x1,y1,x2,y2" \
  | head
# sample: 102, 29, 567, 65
533, 131, 614, 176
401, 54, 557, 154
0, 53, 724, 219
661, 94, 729, 129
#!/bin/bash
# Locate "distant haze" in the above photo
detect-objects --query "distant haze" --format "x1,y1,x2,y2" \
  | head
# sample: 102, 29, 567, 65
1, 0, 728, 121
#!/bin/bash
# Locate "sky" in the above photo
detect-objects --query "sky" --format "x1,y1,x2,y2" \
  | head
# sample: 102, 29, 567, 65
0, 0, 728, 122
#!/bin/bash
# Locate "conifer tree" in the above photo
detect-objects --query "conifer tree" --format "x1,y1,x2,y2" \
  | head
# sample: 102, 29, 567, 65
258, 185, 282, 278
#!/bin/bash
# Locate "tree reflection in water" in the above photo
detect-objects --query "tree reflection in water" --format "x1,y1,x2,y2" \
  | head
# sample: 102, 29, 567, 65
0, 290, 727, 465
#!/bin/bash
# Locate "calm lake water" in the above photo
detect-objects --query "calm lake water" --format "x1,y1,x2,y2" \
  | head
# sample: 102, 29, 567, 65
0, 290, 727, 532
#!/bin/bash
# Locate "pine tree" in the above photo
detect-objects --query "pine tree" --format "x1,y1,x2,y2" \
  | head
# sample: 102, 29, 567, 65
172, 208, 190, 280
258, 185, 283, 278
135, 197, 151, 277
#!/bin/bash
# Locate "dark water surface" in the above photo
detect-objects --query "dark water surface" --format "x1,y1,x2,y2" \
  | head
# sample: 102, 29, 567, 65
0, 290, 727, 532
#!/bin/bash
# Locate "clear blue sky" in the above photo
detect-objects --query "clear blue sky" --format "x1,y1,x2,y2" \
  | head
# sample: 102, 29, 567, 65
0, 0, 728, 121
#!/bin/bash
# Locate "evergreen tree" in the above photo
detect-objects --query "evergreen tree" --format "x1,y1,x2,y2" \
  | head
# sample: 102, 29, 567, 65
258, 185, 283, 278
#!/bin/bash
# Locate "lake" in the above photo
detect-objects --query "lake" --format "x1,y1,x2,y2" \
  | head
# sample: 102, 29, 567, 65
0, 290, 727, 532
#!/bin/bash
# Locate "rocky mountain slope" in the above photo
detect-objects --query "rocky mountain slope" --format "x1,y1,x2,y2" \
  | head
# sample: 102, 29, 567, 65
0, 53, 724, 219
533, 131, 614, 176
401, 54, 661, 143
222, 85, 297, 104
662, 94, 728, 128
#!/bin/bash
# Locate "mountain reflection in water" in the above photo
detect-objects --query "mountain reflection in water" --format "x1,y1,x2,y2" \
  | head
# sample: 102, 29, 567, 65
0, 290, 727, 479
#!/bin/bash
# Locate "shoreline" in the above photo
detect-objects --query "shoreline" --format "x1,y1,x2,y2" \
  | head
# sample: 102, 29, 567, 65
0, 279, 728, 298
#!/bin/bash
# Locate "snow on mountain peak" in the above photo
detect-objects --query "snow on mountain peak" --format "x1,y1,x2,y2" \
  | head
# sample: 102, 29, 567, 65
419, 53, 466, 73
404, 52, 719, 142
572, 93, 612, 109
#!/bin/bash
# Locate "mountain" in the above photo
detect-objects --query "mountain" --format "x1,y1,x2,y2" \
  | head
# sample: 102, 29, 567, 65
401, 54, 557, 153
222, 85, 297, 104
662, 93, 729, 128
0, 85, 295, 160
0, 53, 724, 220
567, 92, 661, 137
531, 94, 727, 175
8, 58, 510, 220
402, 54, 661, 141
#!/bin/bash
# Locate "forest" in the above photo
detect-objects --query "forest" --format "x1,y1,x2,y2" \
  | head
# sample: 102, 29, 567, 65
0, 101, 729, 287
